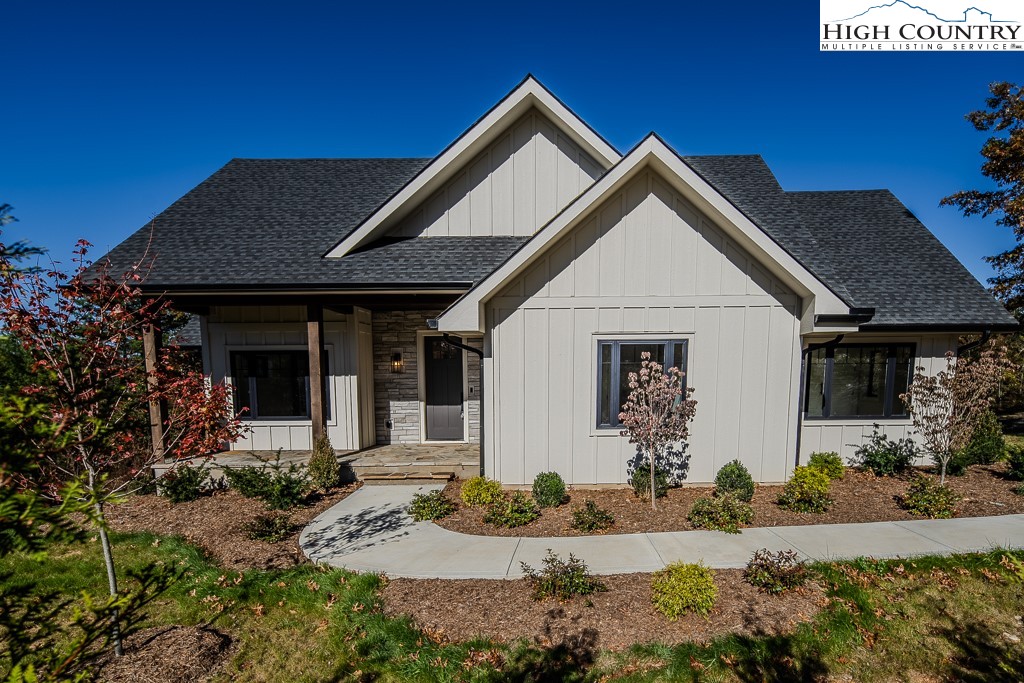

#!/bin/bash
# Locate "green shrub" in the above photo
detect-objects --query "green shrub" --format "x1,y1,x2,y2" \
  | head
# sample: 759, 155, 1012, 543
651, 561, 717, 619
307, 432, 342, 491
629, 464, 669, 499
744, 548, 808, 594
484, 491, 540, 528
244, 513, 296, 542
777, 466, 831, 513
224, 465, 272, 498
852, 426, 917, 476
687, 494, 754, 534
408, 490, 456, 521
961, 411, 1006, 466
808, 451, 845, 480
224, 453, 309, 510
900, 477, 959, 519
520, 550, 606, 601
714, 460, 755, 502
461, 476, 504, 507
1013, 483, 1024, 496
159, 463, 210, 504
531, 471, 567, 508
570, 500, 615, 532
1006, 444, 1024, 481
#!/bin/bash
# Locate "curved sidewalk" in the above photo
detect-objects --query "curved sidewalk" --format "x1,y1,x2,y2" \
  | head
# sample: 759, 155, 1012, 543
298, 484, 1024, 579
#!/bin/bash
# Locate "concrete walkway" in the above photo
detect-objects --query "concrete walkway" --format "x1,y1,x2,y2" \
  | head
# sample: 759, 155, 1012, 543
298, 484, 1024, 579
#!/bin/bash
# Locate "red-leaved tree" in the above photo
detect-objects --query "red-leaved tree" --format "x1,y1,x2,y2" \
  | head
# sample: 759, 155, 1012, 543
0, 238, 245, 655
618, 352, 698, 510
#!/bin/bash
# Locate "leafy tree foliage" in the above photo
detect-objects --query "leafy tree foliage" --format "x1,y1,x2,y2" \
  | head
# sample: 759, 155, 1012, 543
942, 82, 1024, 308
0, 230, 245, 658
618, 352, 697, 510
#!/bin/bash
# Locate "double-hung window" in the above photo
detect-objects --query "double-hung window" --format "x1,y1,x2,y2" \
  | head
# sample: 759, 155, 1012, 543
230, 350, 329, 420
805, 343, 914, 419
596, 339, 688, 429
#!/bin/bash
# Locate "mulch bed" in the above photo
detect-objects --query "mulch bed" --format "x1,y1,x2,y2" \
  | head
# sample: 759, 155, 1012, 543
107, 485, 359, 570
95, 625, 233, 683
435, 464, 1024, 537
382, 569, 824, 651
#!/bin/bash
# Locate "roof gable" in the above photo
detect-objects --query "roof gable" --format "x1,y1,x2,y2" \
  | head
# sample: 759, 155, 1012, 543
324, 75, 621, 258
437, 134, 851, 333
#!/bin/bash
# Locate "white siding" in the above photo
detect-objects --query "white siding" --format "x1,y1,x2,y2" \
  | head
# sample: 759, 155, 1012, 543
486, 171, 802, 485
798, 334, 959, 465
392, 108, 602, 238
204, 306, 363, 451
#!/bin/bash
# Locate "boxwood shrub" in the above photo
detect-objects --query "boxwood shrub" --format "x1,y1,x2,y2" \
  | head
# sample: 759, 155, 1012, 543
461, 476, 504, 507
531, 471, 567, 508
687, 494, 754, 534
651, 561, 717, 619
777, 465, 831, 513
714, 460, 755, 502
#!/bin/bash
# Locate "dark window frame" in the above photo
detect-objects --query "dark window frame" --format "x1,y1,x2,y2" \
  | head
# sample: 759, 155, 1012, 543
595, 339, 689, 430
229, 349, 330, 421
804, 343, 915, 420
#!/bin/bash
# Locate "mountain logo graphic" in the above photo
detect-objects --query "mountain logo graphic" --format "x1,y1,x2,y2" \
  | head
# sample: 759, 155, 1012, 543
833, 0, 1012, 22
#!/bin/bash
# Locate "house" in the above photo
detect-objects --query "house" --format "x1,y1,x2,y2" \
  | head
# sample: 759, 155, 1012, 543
101, 76, 1017, 485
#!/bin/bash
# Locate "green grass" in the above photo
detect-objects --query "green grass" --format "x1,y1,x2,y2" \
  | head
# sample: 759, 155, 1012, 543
4, 532, 1024, 682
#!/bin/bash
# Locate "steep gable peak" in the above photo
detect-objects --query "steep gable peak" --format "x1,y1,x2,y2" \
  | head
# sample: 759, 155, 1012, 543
325, 75, 621, 257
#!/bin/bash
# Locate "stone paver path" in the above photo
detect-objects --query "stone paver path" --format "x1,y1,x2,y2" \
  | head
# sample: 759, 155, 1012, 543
299, 484, 1024, 579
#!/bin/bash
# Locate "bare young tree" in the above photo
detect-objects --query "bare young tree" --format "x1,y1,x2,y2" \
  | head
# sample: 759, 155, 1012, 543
618, 352, 698, 510
901, 347, 1013, 484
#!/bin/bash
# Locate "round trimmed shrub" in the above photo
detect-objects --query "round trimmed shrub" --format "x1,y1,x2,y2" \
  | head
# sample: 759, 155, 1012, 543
807, 451, 845, 480
900, 477, 959, 519
687, 494, 754, 534
483, 491, 540, 528
531, 471, 567, 508
714, 460, 755, 502
629, 464, 669, 499
461, 476, 504, 507
651, 561, 717, 619
408, 490, 456, 521
777, 465, 831, 513
1009, 445, 1024, 481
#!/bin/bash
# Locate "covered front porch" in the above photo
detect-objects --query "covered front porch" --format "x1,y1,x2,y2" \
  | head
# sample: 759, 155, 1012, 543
155, 444, 482, 482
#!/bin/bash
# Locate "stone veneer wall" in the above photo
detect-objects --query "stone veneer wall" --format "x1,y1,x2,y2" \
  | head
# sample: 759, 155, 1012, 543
372, 309, 481, 445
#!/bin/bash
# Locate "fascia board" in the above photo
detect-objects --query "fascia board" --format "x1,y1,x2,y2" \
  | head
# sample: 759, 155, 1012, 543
325, 77, 621, 259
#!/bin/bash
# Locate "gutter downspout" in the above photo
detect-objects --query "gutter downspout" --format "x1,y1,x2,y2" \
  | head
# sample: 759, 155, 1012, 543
442, 333, 485, 477
794, 334, 845, 468
956, 330, 992, 356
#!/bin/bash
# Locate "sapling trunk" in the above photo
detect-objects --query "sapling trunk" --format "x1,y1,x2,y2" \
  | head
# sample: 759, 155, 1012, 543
88, 468, 123, 656
650, 451, 656, 511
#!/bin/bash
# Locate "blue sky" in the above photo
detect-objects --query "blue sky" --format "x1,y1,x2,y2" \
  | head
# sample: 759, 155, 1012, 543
2, 0, 1019, 284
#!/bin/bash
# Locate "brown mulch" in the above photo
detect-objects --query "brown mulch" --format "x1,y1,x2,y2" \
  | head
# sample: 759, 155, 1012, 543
95, 625, 232, 683
382, 569, 824, 651
435, 464, 1024, 537
106, 484, 360, 570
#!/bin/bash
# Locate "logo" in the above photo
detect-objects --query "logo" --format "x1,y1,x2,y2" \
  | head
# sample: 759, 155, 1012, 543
820, 0, 1024, 50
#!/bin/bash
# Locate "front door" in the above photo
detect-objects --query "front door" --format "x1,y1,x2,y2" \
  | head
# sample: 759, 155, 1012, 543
424, 336, 464, 441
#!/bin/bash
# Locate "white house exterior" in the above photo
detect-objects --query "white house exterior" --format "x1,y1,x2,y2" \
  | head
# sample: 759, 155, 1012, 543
102, 76, 1017, 485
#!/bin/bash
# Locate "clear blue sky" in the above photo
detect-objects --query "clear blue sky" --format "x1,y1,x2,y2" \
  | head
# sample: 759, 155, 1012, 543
2, 0, 1018, 284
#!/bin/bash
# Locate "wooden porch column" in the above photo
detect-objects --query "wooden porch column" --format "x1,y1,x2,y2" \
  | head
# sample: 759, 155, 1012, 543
143, 324, 169, 461
307, 304, 326, 441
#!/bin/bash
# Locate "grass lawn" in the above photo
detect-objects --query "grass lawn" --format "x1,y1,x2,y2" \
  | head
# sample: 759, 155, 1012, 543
3, 533, 1024, 682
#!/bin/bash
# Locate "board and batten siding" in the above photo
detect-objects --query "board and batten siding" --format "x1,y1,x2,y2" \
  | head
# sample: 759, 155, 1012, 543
798, 334, 959, 464
203, 305, 368, 452
392, 108, 602, 238
484, 170, 803, 485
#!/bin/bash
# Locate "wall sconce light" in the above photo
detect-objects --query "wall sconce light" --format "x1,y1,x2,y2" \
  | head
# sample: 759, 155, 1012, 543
391, 351, 404, 373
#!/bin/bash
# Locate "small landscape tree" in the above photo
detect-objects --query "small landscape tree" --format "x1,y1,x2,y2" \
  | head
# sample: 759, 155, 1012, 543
0, 235, 246, 656
901, 346, 1013, 484
618, 352, 697, 510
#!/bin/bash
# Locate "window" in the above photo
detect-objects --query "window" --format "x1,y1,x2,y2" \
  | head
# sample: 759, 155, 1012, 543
596, 339, 688, 429
805, 343, 914, 419
229, 350, 329, 420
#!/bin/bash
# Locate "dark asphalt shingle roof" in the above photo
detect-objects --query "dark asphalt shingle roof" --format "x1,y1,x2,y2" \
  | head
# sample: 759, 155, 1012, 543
102, 158, 528, 288
681, 154, 1015, 330
100, 154, 1014, 329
